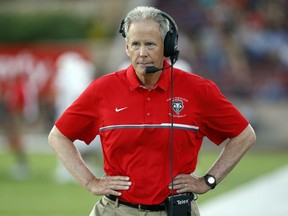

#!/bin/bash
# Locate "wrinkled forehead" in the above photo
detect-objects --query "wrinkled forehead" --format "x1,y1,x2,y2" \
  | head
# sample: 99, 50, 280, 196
126, 20, 162, 41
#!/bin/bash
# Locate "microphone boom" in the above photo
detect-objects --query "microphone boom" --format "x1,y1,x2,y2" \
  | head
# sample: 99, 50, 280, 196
145, 65, 172, 73
145, 66, 161, 73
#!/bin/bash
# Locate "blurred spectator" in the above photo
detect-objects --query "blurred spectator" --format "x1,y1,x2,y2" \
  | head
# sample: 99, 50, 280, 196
0, 73, 30, 179
256, 77, 286, 101
53, 51, 103, 183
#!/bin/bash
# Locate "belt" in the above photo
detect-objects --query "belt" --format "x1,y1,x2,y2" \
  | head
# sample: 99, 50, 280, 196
105, 195, 166, 212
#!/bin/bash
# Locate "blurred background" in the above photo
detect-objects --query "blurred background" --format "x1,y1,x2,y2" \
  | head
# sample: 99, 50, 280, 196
0, 0, 287, 215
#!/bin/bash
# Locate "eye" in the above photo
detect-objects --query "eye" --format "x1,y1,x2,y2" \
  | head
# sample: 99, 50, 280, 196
131, 42, 140, 49
146, 42, 156, 49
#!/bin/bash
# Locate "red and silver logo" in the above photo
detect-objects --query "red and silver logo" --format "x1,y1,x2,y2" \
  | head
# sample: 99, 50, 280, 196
172, 99, 184, 115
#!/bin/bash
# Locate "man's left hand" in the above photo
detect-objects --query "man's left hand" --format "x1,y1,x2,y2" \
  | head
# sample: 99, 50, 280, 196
168, 174, 210, 194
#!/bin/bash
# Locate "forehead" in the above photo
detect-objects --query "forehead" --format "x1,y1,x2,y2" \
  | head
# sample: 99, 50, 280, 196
127, 20, 162, 41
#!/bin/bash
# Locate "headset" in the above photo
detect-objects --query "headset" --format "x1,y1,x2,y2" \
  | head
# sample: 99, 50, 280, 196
119, 11, 179, 64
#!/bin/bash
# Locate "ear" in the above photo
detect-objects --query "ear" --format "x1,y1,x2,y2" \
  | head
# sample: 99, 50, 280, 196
125, 43, 130, 57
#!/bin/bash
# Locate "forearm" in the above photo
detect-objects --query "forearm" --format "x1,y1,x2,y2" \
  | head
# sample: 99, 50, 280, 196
48, 126, 95, 187
207, 124, 256, 184
169, 124, 256, 194
48, 126, 132, 196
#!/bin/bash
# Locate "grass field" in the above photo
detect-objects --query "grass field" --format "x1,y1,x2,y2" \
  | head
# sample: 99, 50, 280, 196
1, 150, 288, 216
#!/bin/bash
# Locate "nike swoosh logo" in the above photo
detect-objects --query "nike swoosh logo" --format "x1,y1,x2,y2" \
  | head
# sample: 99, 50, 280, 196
115, 107, 128, 112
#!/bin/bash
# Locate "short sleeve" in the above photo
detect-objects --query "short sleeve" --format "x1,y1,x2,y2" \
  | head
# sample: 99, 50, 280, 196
55, 81, 99, 144
199, 80, 248, 145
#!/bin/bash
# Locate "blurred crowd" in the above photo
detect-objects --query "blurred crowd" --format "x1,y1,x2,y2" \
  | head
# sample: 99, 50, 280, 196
155, 0, 288, 100
0, 49, 101, 180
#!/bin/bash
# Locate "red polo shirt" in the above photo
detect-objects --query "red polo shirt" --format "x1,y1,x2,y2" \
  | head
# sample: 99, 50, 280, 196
55, 60, 248, 205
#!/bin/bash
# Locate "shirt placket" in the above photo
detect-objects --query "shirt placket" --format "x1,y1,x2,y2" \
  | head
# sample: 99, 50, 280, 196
145, 91, 152, 122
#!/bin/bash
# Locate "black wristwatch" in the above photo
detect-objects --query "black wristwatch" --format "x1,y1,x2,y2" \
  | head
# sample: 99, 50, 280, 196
204, 174, 217, 189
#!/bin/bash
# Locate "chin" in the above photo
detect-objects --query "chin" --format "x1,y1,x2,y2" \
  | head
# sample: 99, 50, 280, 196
137, 69, 146, 75
134, 66, 146, 74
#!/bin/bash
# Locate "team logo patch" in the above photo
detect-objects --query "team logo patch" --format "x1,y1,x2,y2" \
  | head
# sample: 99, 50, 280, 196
172, 99, 184, 115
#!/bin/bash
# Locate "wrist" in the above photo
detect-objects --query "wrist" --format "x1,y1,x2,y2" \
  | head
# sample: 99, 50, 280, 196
84, 176, 98, 190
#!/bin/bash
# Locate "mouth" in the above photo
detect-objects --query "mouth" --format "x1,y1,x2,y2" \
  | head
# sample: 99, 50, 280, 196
137, 62, 153, 68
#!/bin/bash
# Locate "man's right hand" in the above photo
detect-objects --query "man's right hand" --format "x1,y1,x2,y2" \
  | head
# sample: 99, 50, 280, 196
85, 175, 132, 196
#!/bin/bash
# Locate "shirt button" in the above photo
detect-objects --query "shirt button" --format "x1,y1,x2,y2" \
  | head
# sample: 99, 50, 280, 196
147, 97, 151, 101
147, 113, 150, 117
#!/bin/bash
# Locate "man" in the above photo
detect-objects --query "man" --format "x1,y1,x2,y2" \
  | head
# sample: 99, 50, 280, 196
48, 6, 256, 216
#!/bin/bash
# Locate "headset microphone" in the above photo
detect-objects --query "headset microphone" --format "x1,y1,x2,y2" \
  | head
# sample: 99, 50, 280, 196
145, 65, 172, 73
145, 66, 160, 73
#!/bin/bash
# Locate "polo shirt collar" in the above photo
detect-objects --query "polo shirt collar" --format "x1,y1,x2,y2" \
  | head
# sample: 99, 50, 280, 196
126, 60, 171, 91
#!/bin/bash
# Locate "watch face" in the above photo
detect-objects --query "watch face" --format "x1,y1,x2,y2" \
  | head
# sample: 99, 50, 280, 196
205, 174, 216, 189
208, 176, 215, 184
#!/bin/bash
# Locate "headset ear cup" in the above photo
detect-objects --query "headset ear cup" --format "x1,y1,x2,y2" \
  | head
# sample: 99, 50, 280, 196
160, 11, 179, 60
164, 32, 176, 57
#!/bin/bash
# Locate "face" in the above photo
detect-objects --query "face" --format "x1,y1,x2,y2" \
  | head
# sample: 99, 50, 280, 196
125, 20, 165, 75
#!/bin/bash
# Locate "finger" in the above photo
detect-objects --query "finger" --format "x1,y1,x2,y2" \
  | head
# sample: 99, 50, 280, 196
168, 184, 182, 190
103, 177, 132, 191
111, 181, 132, 188
169, 182, 188, 190
109, 183, 131, 191
173, 174, 188, 180
176, 187, 190, 193
169, 177, 188, 186
102, 174, 128, 179
105, 176, 132, 186
105, 189, 122, 196
169, 182, 191, 193
109, 176, 130, 181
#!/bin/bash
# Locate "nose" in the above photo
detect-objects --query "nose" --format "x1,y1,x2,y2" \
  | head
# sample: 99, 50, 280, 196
139, 45, 148, 57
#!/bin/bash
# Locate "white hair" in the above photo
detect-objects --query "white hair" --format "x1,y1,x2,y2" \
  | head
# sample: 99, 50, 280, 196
123, 6, 170, 41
